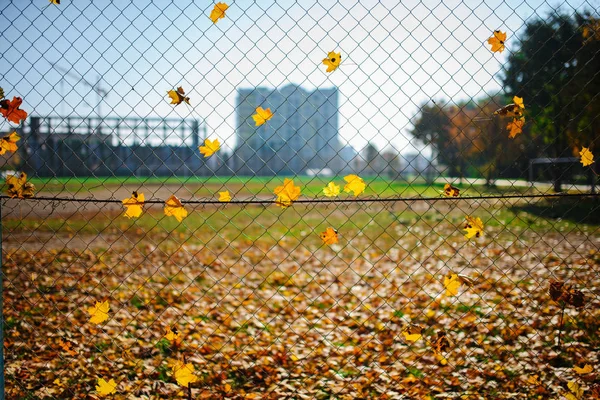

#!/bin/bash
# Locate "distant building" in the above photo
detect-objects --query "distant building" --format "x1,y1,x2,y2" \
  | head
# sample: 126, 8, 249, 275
400, 152, 436, 181
233, 84, 341, 175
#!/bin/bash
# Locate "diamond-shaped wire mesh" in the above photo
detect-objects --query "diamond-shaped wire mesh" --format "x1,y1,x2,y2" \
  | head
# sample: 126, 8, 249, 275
1, 0, 599, 398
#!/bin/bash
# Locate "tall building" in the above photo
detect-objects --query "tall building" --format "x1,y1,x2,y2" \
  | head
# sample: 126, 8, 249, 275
233, 84, 340, 175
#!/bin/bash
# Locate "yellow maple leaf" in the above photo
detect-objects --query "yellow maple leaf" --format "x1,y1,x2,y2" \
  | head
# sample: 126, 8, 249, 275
580, 147, 594, 167
443, 183, 460, 197
88, 300, 110, 324
0, 131, 20, 155
5, 172, 35, 199
274, 178, 301, 208
172, 361, 198, 387
199, 138, 220, 157
583, 18, 600, 41
210, 2, 228, 23
122, 191, 144, 219
322, 51, 341, 72
444, 273, 461, 296
435, 352, 448, 365
218, 191, 231, 202
513, 96, 525, 109
343, 174, 366, 196
320, 227, 339, 245
323, 182, 340, 197
574, 364, 594, 374
402, 325, 423, 342
463, 216, 484, 239
487, 30, 506, 53
526, 375, 542, 385
96, 378, 117, 396
252, 106, 273, 126
566, 381, 584, 400
164, 195, 188, 222
507, 117, 525, 139
165, 326, 181, 342
49, 0, 60, 4
167, 87, 190, 105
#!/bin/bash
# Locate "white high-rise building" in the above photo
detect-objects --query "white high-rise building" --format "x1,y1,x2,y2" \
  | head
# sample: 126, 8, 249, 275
233, 84, 340, 176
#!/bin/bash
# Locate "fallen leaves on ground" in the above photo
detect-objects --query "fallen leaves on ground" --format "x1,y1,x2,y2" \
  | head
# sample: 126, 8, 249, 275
172, 361, 198, 387
574, 364, 593, 374
402, 325, 423, 342
566, 381, 584, 400
3, 200, 600, 399
95, 378, 117, 396
443, 273, 461, 296
88, 300, 110, 324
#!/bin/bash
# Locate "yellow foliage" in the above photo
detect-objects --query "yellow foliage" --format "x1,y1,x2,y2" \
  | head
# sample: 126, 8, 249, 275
164, 195, 188, 222
88, 300, 110, 324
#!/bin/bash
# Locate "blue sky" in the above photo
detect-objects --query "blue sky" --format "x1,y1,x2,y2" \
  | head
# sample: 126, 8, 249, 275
0, 0, 597, 154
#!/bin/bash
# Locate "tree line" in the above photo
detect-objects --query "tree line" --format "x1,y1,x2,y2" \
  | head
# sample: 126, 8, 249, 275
410, 11, 600, 190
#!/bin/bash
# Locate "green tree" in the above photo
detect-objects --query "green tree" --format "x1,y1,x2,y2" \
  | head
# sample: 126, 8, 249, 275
502, 11, 600, 190
409, 101, 455, 176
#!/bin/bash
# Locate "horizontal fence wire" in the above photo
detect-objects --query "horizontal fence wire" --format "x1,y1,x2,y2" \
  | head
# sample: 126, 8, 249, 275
1, 192, 600, 204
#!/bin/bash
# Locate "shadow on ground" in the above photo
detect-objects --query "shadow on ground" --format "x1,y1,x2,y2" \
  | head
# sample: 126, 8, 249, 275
511, 197, 600, 226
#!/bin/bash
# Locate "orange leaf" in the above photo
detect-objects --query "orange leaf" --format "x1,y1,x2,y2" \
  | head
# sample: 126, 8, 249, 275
487, 30, 506, 53
210, 3, 228, 23
0, 97, 28, 124
320, 227, 339, 245
506, 118, 524, 139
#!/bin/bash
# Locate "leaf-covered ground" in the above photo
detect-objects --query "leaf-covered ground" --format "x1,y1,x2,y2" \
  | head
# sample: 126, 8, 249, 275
2, 199, 599, 399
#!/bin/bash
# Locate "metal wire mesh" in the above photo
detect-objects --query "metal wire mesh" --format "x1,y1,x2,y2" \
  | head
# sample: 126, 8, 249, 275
1, 0, 599, 398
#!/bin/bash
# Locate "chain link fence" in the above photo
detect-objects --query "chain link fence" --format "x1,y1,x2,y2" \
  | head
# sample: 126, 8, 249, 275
1, 0, 599, 398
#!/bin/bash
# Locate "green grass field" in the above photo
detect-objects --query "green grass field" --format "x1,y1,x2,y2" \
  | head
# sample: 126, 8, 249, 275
26, 175, 537, 198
